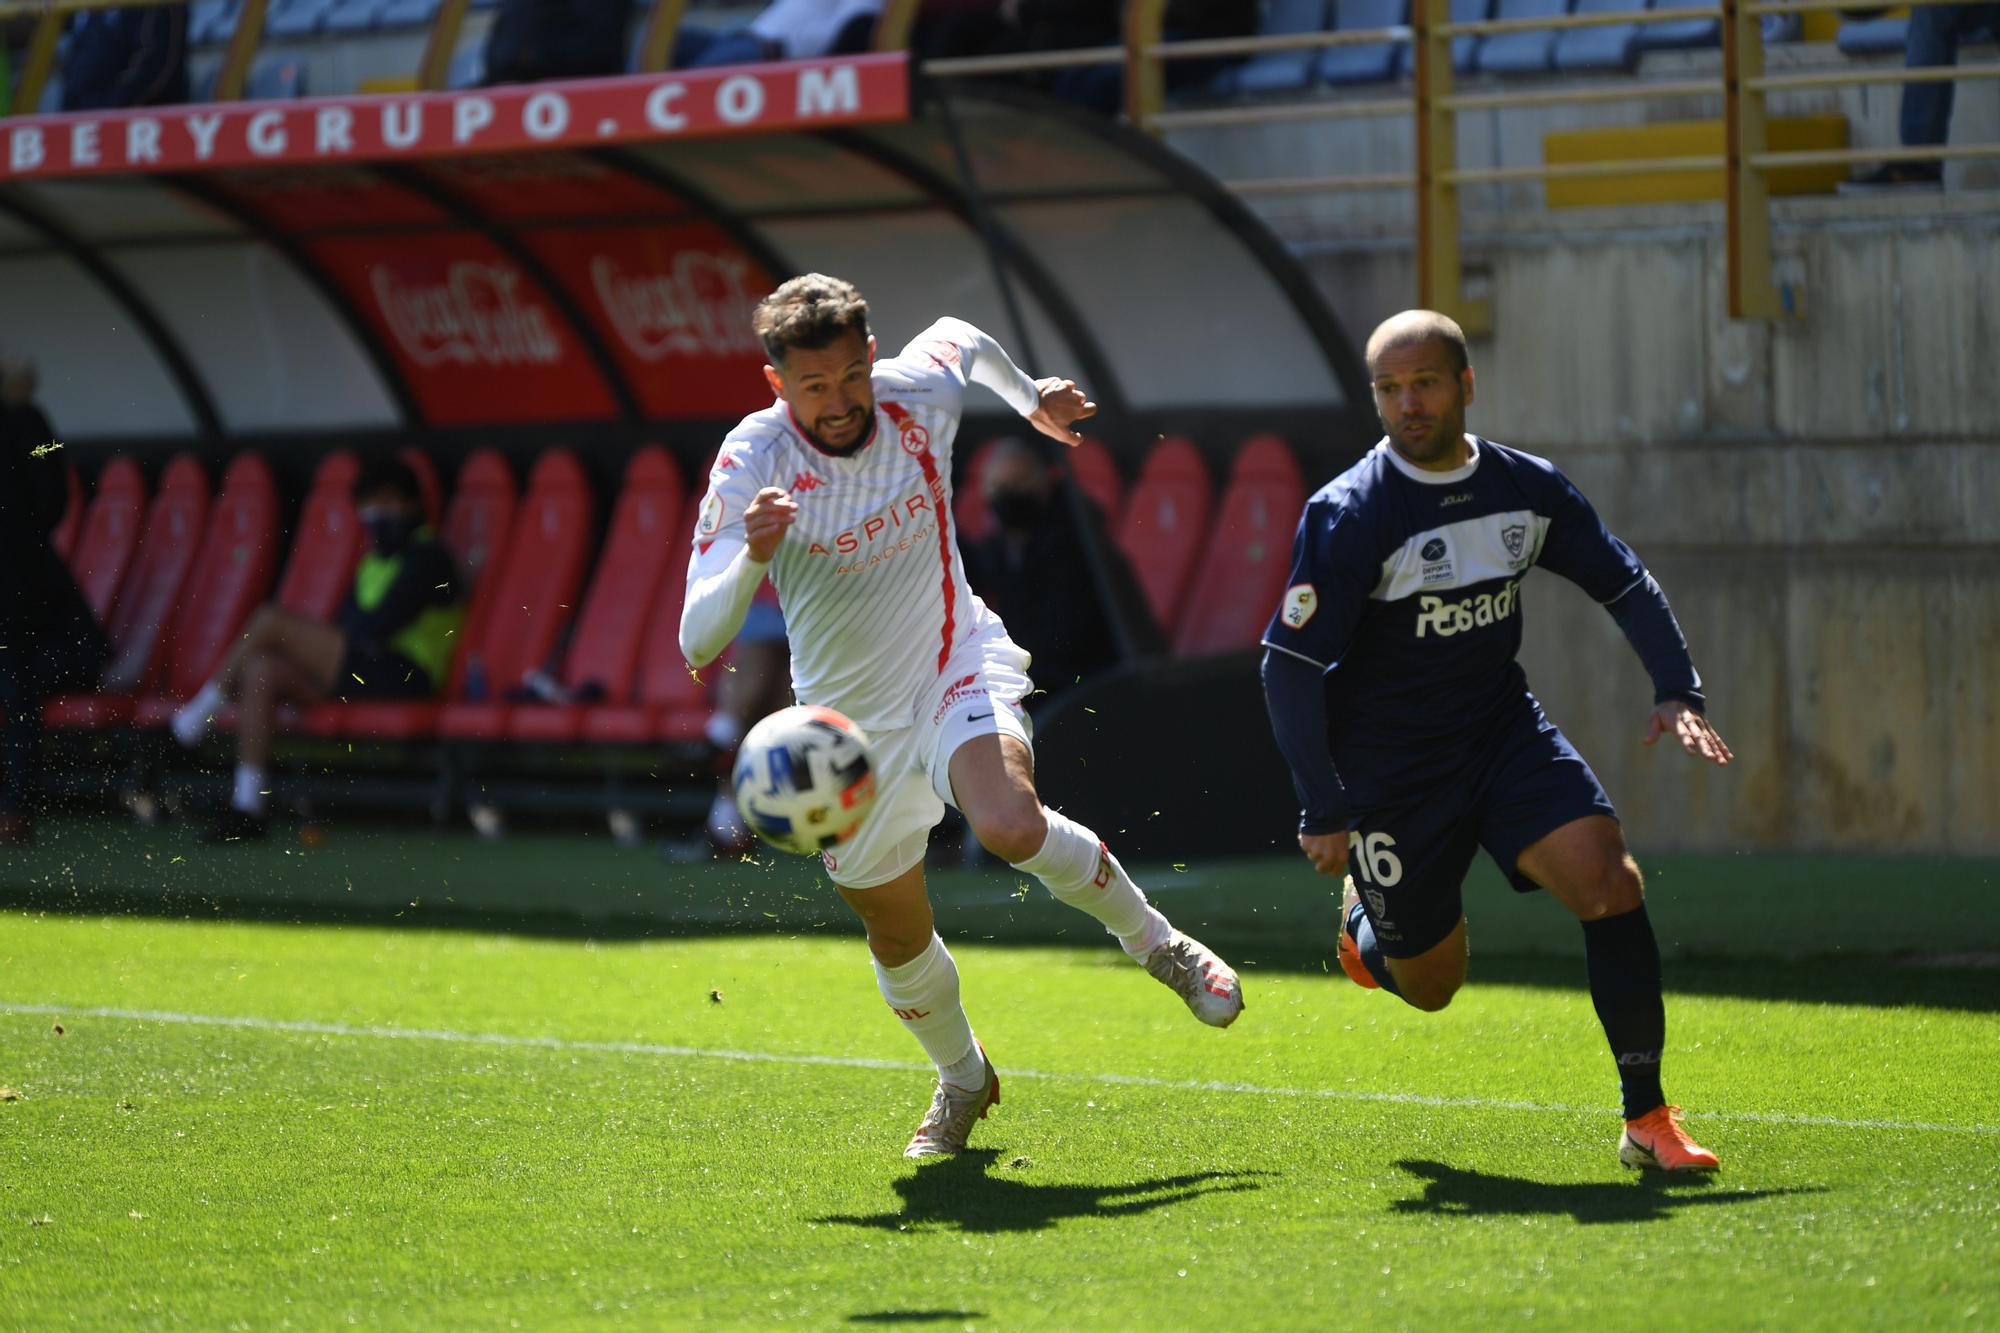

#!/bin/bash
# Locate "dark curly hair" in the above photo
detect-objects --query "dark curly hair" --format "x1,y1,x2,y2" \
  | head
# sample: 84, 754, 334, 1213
752, 273, 871, 366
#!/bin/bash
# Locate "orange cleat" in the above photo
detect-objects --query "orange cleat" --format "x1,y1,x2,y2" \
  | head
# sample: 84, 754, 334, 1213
1619, 1105, 1720, 1172
1336, 876, 1381, 990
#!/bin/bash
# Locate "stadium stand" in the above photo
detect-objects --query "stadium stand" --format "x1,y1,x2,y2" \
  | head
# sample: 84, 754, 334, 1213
434, 448, 597, 742
1065, 437, 1124, 528
397, 447, 443, 530
271, 451, 363, 622
132, 453, 283, 729
52, 461, 84, 562
1114, 436, 1213, 642
507, 447, 686, 743
1321, 0, 1408, 85
1477, 0, 1574, 74
1450, 0, 1493, 71
1553, 0, 1648, 72
577, 499, 710, 745
1171, 435, 1307, 657
1838, 14, 1910, 56
1636, 0, 1718, 50
1221, 0, 1328, 96
300, 448, 518, 740
65, 456, 147, 623
45, 455, 210, 726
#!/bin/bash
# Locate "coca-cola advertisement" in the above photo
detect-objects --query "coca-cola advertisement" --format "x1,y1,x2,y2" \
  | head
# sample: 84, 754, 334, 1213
526, 223, 775, 420
311, 231, 617, 425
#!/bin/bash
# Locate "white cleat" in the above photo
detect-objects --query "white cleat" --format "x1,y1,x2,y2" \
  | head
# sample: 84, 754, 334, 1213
904, 1048, 1000, 1159
1143, 930, 1245, 1028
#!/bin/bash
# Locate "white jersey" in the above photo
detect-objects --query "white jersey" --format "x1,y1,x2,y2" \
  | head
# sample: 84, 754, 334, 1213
684, 317, 1042, 733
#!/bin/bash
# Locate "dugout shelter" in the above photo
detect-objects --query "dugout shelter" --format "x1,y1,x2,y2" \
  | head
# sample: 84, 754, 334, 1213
2, 55, 1370, 854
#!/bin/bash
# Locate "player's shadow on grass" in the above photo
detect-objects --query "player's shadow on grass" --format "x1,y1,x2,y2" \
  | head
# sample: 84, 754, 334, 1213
1390, 1158, 1821, 1225
817, 1148, 1268, 1235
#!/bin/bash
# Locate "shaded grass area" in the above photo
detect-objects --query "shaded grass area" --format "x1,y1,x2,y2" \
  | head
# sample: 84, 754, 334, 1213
2, 919, 1996, 1328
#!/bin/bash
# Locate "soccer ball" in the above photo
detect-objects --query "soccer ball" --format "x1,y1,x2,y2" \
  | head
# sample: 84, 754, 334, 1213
732, 705, 878, 857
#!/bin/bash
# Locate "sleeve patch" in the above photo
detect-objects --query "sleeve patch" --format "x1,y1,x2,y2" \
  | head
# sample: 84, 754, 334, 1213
1281, 584, 1318, 629
697, 489, 725, 537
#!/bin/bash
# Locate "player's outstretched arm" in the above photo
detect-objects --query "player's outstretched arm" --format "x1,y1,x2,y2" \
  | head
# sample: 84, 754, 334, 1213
679, 487, 794, 669
1643, 700, 1733, 766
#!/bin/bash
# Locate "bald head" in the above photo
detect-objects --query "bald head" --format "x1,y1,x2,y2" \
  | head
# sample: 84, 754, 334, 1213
1365, 310, 1469, 378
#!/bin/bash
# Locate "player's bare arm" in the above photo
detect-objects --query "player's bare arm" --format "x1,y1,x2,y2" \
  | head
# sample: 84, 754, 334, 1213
1027, 376, 1096, 445
1643, 700, 1733, 766
1298, 830, 1349, 877
743, 486, 798, 563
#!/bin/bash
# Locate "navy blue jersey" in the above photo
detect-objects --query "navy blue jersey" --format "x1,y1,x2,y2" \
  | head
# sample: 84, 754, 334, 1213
1262, 436, 1700, 809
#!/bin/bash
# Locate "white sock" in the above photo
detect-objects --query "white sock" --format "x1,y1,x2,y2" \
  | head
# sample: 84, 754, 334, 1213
172, 681, 226, 748
1014, 809, 1173, 960
231, 764, 267, 816
874, 933, 983, 1087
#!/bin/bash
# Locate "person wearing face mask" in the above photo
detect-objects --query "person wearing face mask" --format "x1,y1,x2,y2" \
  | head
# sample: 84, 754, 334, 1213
959, 438, 1153, 711
172, 456, 462, 842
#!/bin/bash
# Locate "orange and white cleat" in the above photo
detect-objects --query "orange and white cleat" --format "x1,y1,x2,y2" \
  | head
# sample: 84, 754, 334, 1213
1336, 876, 1380, 991
1619, 1104, 1720, 1172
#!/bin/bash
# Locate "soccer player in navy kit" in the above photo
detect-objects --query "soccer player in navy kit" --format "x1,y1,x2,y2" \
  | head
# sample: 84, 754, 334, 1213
1260, 310, 1734, 1172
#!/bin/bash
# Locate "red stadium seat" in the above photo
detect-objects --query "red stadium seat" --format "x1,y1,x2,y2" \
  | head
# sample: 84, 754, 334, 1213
398, 447, 444, 528
133, 453, 282, 727
509, 447, 686, 743
45, 455, 211, 727
578, 499, 710, 744
1065, 437, 1124, 527
437, 449, 596, 741
65, 455, 146, 622
1115, 437, 1213, 639
953, 437, 1004, 544
300, 449, 517, 740
52, 461, 83, 560
1171, 435, 1307, 657
274, 451, 362, 620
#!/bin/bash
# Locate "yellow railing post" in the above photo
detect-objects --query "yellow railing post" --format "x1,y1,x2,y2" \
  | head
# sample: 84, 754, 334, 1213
216, 0, 271, 99
873, 0, 922, 53
1125, 0, 1168, 130
633, 0, 690, 72
418, 0, 472, 91
1414, 0, 1491, 333
1724, 0, 1782, 317
9, 10, 62, 115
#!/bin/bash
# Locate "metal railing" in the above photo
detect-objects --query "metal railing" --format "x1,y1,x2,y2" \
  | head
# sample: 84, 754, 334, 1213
6, 0, 1994, 328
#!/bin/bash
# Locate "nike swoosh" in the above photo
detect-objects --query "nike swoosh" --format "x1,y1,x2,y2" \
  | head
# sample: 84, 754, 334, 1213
965, 712, 993, 722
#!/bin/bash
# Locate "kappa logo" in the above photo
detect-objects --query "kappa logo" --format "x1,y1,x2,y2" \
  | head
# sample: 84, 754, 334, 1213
1281, 583, 1318, 629
1501, 522, 1529, 564
791, 469, 826, 493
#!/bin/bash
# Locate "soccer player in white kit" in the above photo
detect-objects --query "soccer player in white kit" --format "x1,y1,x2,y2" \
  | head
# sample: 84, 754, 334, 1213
680, 275, 1245, 1158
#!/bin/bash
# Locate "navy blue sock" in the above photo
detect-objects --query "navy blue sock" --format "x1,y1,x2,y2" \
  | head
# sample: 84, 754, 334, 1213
1581, 903, 1667, 1121
1345, 900, 1403, 997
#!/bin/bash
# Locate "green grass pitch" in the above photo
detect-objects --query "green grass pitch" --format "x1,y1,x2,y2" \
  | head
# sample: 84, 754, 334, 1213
4, 824, 1998, 1328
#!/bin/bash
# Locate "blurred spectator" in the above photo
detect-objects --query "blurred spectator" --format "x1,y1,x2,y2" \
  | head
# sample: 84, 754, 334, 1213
1844, 3, 2000, 191
483, 0, 628, 85
171, 458, 462, 843
960, 438, 1155, 710
0, 359, 107, 846
59, 4, 189, 111
1011, 0, 1254, 114
676, 0, 883, 68
663, 584, 790, 862
915, 0, 1019, 60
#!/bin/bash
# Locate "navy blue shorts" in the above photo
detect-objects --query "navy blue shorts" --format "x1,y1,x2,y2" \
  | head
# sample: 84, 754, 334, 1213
1343, 708, 1616, 960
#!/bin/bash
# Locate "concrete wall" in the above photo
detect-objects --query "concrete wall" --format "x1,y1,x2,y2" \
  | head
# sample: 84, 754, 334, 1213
1215, 175, 2000, 854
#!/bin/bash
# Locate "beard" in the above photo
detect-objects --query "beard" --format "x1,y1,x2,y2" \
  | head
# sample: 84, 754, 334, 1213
1385, 413, 1465, 466
799, 407, 875, 456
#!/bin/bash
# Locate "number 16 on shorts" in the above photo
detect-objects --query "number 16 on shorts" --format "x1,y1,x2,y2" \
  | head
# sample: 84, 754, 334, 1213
1347, 830, 1404, 886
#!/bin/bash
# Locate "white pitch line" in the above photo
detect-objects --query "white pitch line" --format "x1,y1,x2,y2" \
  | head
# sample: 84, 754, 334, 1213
6, 1001, 1996, 1138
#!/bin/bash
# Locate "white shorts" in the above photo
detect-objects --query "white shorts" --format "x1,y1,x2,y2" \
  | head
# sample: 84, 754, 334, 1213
819, 623, 1034, 890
